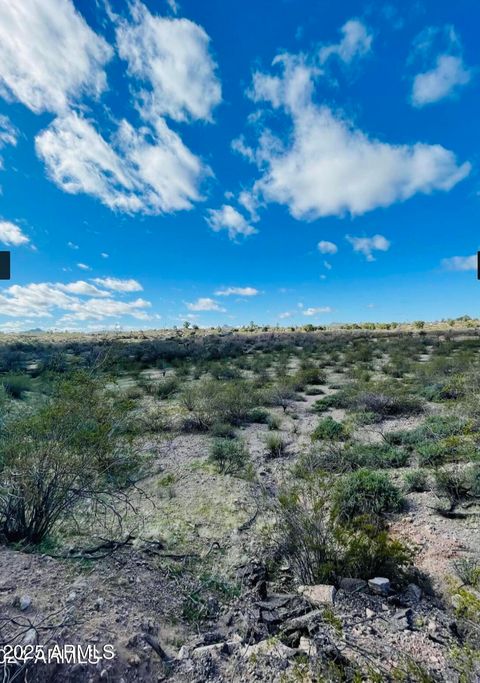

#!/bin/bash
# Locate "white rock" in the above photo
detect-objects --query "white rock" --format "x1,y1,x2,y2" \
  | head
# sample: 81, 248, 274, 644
298, 636, 316, 655
19, 595, 32, 611
23, 628, 37, 646
298, 584, 336, 606
242, 640, 297, 659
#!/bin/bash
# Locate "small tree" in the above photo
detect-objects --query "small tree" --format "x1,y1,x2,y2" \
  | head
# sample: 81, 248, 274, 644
0, 372, 139, 545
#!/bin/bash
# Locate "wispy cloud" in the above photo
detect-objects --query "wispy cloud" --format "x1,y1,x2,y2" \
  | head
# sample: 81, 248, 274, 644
0, 279, 152, 322
115, 0, 221, 123
319, 19, 373, 65
0, 115, 18, 169
346, 234, 390, 261
0, 0, 112, 114
206, 205, 258, 240
36, 112, 208, 215
215, 286, 259, 296
0, 220, 30, 246
92, 277, 143, 292
303, 306, 332, 316
441, 254, 476, 271
410, 26, 472, 107
318, 240, 337, 254
186, 297, 226, 312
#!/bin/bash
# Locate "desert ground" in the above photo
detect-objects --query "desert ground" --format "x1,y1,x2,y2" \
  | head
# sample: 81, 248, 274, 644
0, 323, 479, 682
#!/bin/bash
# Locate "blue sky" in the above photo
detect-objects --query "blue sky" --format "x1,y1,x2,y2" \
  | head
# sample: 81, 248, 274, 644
0, 0, 479, 331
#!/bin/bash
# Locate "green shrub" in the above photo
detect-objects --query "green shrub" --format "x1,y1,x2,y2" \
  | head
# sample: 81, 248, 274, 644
455, 558, 480, 589
156, 377, 179, 399
1, 373, 32, 399
0, 372, 139, 545
265, 382, 298, 412
312, 393, 346, 413
311, 417, 348, 442
434, 469, 469, 511
246, 407, 270, 424
403, 469, 430, 492
333, 469, 403, 523
209, 438, 249, 475
210, 422, 237, 439
265, 433, 287, 458
181, 379, 259, 430
338, 519, 413, 582
467, 464, 480, 497
417, 442, 449, 467
275, 473, 410, 586
354, 389, 423, 419
267, 414, 282, 430
347, 443, 409, 469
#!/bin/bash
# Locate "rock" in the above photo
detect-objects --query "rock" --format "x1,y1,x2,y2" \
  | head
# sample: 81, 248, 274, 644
339, 578, 367, 594
257, 594, 298, 610
390, 608, 413, 632
66, 591, 76, 603
298, 636, 316, 655
23, 628, 37, 646
298, 584, 336, 606
366, 608, 376, 619
72, 577, 88, 590
177, 646, 190, 661
236, 561, 266, 586
368, 577, 390, 596
13, 595, 32, 611
94, 597, 105, 611
242, 639, 298, 660
281, 610, 323, 635
404, 583, 422, 605
237, 561, 267, 598
260, 609, 281, 626
192, 642, 227, 658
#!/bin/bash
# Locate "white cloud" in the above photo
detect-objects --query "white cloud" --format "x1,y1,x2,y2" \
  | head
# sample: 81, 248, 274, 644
323, 260, 332, 270
0, 0, 112, 114
319, 19, 373, 64
67, 241, 79, 249
0, 221, 30, 246
412, 55, 471, 107
303, 306, 332, 316
101, 252, 109, 259
166, 0, 180, 14
59, 281, 108, 296
238, 190, 260, 220
244, 53, 469, 220
278, 311, 292, 319
0, 115, 18, 168
186, 297, 226, 312
410, 26, 472, 107
441, 254, 476, 271
206, 205, 258, 240
116, 0, 221, 123
77, 262, 91, 271
35, 111, 208, 215
92, 277, 143, 292
346, 234, 390, 261
231, 136, 255, 163
318, 240, 338, 254
215, 286, 259, 296
59, 297, 151, 322
0, 279, 152, 322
